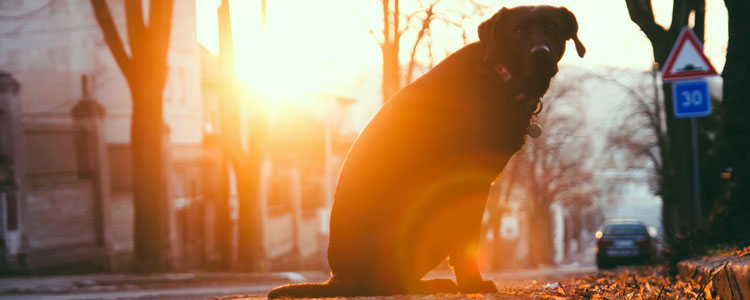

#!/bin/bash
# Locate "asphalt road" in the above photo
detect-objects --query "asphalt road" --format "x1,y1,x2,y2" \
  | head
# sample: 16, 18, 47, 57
0, 246, 598, 300
0, 264, 597, 300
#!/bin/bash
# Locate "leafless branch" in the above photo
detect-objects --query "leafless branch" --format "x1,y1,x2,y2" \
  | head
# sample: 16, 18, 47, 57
90, 0, 131, 77
669, 0, 690, 33
405, 1, 438, 83
624, 0, 666, 42
149, 0, 174, 60
124, 1, 144, 57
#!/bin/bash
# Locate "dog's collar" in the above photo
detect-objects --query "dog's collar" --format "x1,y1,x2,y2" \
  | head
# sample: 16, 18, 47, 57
494, 63, 544, 138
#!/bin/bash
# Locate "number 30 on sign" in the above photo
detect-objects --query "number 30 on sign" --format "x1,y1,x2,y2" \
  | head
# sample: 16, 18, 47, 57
672, 79, 711, 118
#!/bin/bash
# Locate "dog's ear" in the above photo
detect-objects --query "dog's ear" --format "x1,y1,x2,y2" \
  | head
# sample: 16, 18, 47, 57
478, 7, 508, 64
559, 7, 585, 58
478, 8, 505, 43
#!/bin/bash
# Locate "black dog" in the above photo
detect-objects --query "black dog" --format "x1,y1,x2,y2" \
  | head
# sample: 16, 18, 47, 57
268, 5, 585, 298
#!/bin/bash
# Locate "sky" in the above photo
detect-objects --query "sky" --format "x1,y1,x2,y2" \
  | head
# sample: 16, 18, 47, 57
194, 0, 729, 131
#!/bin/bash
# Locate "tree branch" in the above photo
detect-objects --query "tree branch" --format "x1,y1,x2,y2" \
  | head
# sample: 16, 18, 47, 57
149, 0, 174, 60
393, 0, 401, 43
148, 0, 174, 90
624, 0, 666, 42
369, 29, 385, 47
692, 0, 706, 42
90, 0, 131, 77
124, 0, 144, 58
670, 0, 690, 32
405, 1, 437, 84
382, 0, 390, 48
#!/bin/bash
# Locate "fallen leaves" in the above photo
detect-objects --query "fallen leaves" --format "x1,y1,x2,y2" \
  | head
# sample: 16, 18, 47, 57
736, 245, 750, 257
496, 266, 718, 300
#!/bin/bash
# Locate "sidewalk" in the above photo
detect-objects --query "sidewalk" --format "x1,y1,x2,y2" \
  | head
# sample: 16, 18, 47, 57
0, 271, 328, 296
677, 251, 750, 300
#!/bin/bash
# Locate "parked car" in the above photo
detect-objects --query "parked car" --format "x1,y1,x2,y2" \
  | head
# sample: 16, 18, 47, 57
595, 219, 654, 269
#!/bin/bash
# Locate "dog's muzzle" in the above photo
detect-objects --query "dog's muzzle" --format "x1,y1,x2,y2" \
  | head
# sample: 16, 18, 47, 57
528, 45, 556, 77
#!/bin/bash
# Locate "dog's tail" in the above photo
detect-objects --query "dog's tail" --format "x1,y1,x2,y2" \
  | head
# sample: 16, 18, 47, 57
267, 278, 353, 299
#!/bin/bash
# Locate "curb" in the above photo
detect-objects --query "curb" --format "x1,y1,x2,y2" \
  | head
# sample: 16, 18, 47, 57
677, 256, 750, 300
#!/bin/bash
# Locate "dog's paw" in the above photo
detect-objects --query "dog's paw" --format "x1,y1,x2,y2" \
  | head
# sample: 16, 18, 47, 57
458, 280, 498, 294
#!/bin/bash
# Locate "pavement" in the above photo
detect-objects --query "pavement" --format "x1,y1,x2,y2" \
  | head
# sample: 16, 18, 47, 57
0, 265, 599, 300
0, 245, 598, 300
5, 241, 743, 299
677, 254, 750, 300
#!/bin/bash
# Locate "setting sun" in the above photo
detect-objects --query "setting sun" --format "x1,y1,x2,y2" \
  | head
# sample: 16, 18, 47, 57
197, 0, 381, 107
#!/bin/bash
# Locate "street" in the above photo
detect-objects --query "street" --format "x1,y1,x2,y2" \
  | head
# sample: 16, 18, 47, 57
0, 245, 715, 300
2, 265, 711, 300
0, 265, 596, 300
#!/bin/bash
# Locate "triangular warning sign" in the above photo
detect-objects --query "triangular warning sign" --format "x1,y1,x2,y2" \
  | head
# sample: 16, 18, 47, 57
661, 27, 718, 81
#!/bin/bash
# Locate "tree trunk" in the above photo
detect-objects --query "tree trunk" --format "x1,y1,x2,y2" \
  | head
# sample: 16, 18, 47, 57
529, 204, 553, 266
234, 155, 266, 271
489, 220, 502, 270
382, 45, 400, 103
625, 0, 706, 237
381, 0, 401, 103
482, 182, 502, 271
90, 0, 175, 272
214, 0, 235, 270
722, 0, 750, 241
212, 158, 232, 269
217, 0, 265, 271
130, 77, 171, 272
661, 82, 694, 237
233, 99, 267, 271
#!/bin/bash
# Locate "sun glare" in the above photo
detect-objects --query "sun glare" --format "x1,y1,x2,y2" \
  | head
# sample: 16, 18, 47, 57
196, 0, 728, 115
196, 0, 381, 109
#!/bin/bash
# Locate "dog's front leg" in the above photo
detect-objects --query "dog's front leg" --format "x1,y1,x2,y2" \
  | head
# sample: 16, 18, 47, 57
449, 238, 498, 293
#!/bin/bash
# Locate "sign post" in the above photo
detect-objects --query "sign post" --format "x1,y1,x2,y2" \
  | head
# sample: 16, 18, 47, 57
661, 27, 718, 222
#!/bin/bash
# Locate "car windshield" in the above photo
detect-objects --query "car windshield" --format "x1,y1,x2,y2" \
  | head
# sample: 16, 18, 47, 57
603, 224, 647, 236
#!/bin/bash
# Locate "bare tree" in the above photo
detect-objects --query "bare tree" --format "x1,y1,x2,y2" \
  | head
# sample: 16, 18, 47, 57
90, 0, 174, 272
377, 0, 401, 104
520, 94, 593, 266
216, 0, 265, 271
481, 160, 520, 270
597, 69, 665, 193
722, 0, 750, 242
624, 0, 706, 238
372, 0, 487, 103
484, 73, 594, 267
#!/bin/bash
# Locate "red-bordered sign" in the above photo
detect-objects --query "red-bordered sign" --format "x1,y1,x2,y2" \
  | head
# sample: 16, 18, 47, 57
661, 27, 718, 81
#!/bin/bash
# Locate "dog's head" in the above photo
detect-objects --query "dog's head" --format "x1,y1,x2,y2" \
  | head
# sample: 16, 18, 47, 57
478, 5, 585, 91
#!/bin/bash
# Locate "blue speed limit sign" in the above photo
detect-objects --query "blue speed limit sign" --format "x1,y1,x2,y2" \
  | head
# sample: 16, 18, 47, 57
672, 79, 711, 118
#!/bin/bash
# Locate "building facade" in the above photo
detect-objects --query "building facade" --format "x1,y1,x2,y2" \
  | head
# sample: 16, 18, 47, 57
0, 0, 356, 274
0, 0, 203, 273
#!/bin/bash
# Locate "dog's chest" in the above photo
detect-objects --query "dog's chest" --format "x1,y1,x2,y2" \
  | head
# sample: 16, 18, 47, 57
451, 91, 530, 153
